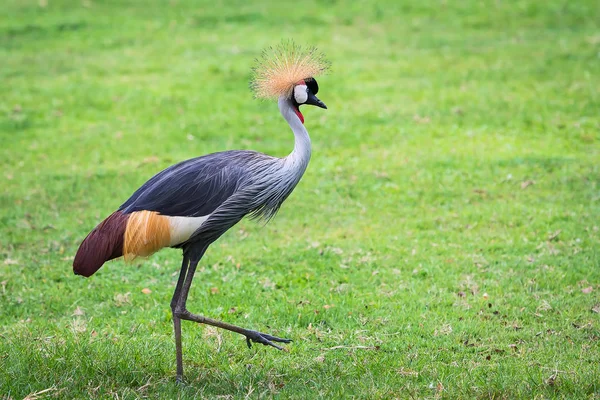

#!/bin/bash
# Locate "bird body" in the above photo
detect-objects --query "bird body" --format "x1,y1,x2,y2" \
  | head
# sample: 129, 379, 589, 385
74, 96, 311, 277
73, 42, 329, 381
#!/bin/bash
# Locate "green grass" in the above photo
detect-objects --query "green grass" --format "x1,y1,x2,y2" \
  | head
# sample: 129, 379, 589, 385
1, 0, 599, 398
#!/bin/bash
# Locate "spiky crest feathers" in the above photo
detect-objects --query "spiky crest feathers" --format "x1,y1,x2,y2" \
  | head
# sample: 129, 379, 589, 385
250, 41, 330, 99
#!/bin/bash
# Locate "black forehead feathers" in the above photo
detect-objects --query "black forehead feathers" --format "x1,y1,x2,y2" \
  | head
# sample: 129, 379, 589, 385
305, 77, 319, 95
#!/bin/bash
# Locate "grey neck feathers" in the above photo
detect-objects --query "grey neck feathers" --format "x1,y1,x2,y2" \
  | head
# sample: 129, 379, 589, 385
278, 96, 312, 174
240, 96, 312, 221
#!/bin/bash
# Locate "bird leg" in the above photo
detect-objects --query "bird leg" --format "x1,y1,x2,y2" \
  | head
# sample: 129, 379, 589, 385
171, 255, 189, 382
176, 309, 292, 350
172, 256, 292, 377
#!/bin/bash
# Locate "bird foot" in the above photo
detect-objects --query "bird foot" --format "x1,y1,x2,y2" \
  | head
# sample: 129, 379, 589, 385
244, 330, 292, 351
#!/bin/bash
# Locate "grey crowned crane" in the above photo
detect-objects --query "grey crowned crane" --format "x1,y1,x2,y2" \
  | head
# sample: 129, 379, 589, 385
73, 43, 329, 381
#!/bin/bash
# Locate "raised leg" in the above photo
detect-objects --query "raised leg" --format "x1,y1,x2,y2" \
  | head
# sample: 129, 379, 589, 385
170, 249, 292, 381
171, 255, 189, 382
173, 256, 291, 351
177, 310, 292, 350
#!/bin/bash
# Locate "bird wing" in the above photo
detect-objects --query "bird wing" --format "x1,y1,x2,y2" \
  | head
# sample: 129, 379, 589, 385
119, 150, 260, 218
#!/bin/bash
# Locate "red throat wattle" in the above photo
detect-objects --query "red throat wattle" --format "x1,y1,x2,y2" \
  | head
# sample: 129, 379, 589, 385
294, 106, 304, 124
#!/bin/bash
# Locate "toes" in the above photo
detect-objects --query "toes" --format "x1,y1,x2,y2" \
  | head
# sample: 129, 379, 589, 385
265, 340, 284, 351
260, 333, 292, 343
253, 334, 283, 350
246, 331, 291, 351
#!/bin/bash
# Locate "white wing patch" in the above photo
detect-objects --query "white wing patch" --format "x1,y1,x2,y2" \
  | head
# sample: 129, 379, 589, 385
167, 215, 210, 246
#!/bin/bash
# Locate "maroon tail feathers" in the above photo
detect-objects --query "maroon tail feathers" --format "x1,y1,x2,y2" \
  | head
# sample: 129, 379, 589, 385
73, 211, 129, 277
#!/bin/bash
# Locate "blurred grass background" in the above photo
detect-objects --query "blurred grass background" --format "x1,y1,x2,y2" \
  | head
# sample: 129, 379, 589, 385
1, 0, 599, 398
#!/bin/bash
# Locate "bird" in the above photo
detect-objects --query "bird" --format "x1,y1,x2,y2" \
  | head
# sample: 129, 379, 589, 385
72, 42, 329, 381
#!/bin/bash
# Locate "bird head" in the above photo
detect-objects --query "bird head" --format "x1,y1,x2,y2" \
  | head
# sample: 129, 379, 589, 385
251, 41, 329, 123
290, 78, 326, 124
293, 78, 327, 109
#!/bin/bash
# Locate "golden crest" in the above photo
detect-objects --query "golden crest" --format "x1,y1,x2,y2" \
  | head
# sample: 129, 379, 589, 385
251, 41, 330, 99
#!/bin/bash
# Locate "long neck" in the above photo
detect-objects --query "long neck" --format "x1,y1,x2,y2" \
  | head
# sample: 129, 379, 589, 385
245, 96, 312, 221
278, 96, 311, 171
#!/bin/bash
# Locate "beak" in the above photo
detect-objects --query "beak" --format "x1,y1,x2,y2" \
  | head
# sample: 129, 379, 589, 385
306, 92, 327, 109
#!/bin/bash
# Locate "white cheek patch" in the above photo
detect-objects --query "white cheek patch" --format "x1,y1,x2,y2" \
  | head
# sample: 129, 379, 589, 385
294, 85, 308, 104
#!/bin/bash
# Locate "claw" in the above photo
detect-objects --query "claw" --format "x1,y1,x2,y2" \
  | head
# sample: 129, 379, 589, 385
245, 330, 292, 351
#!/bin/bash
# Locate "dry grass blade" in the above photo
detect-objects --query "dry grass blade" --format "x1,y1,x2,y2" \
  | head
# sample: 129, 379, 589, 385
323, 345, 379, 351
23, 387, 58, 400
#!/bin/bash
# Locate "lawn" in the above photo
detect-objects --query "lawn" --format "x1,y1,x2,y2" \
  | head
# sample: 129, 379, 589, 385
1, 0, 599, 398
